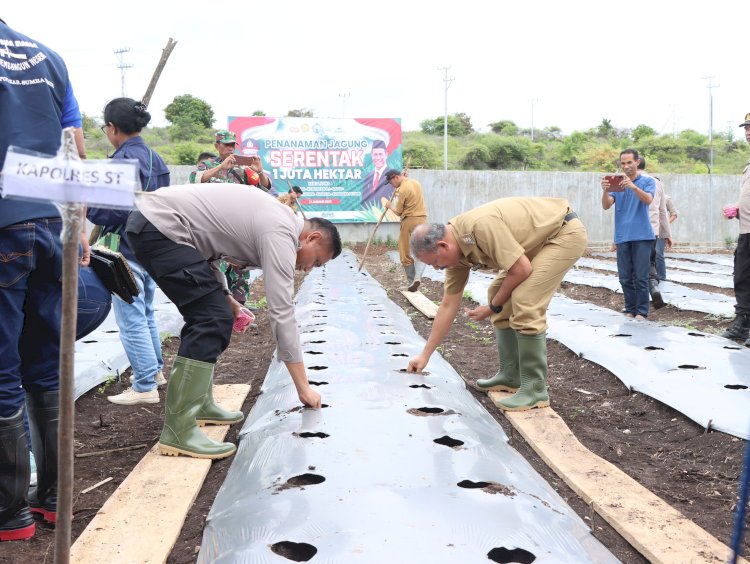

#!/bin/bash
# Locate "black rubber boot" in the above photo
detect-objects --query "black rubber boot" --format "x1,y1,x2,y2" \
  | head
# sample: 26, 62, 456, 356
26, 390, 58, 524
649, 279, 666, 309
722, 314, 750, 341
0, 407, 35, 541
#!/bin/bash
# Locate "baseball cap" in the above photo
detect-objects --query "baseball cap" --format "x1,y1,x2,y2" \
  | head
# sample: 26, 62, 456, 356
215, 130, 237, 143
384, 169, 400, 182
739, 113, 750, 127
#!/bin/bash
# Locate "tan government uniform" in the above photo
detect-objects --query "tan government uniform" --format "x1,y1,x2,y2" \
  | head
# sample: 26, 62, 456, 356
444, 197, 587, 335
392, 178, 428, 267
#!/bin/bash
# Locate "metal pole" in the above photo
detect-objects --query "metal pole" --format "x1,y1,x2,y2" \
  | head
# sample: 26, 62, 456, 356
54, 129, 83, 564
114, 47, 133, 98
529, 98, 538, 142
338, 93, 350, 118
703, 76, 718, 247
438, 66, 452, 171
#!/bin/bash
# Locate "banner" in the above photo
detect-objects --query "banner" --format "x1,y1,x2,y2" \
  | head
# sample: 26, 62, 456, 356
228, 117, 403, 223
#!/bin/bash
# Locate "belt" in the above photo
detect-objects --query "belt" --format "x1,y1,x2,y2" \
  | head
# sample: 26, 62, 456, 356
563, 211, 578, 223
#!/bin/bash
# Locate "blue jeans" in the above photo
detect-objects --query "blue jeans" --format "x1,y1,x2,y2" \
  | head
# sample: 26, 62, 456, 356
112, 259, 163, 392
77, 265, 112, 340
0, 219, 63, 417
617, 240, 653, 317
655, 237, 667, 281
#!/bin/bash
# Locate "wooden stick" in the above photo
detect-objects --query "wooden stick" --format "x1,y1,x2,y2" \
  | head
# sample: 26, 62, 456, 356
81, 477, 113, 494
286, 180, 307, 220
141, 38, 177, 107
56, 129, 84, 564
358, 187, 399, 272
75, 444, 147, 459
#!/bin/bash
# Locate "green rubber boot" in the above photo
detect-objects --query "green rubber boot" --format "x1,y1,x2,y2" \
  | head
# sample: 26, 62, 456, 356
158, 357, 236, 459
496, 332, 550, 411
192, 359, 245, 426
475, 328, 520, 392
404, 265, 420, 292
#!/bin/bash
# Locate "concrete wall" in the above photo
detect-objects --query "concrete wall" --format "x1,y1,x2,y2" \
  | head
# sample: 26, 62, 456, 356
169, 166, 743, 247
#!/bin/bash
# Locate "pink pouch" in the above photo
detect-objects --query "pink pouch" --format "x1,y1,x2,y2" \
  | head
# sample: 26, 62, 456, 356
233, 308, 256, 333
723, 205, 739, 219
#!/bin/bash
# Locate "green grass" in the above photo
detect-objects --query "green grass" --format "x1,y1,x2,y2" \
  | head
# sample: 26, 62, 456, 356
97, 374, 118, 394
245, 296, 268, 310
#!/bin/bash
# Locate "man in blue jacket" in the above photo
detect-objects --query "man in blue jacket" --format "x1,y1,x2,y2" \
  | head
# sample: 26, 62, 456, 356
0, 17, 84, 541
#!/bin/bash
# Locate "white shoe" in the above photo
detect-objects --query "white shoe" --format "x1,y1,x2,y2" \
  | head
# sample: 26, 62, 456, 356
108, 387, 159, 405
129, 371, 167, 387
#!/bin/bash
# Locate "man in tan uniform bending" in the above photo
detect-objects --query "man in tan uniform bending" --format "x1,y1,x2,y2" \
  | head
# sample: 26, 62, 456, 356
125, 185, 341, 459
407, 198, 587, 411
383, 169, 428, 291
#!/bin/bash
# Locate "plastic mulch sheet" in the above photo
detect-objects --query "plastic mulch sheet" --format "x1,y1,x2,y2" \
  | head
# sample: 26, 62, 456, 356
73, 287, 182, 399
198, 251, 618, 563
408, 256, 749, 439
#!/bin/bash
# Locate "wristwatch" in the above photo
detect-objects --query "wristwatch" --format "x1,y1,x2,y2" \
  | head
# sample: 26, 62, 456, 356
489, 303, 503, 314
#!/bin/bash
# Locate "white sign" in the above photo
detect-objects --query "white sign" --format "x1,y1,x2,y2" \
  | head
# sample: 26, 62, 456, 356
1, 147, 139, 208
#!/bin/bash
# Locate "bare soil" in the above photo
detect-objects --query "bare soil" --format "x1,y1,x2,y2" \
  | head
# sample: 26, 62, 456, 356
1, 245, 746, 564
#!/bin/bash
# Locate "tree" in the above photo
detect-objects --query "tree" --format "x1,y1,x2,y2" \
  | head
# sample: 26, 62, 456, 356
555, 131, 588, 167
252, 110, 266, 116
459, 143, 492, 169
488, 120, 518, 135
631, 124, 657, 143
595, 118, 615, 139
81, 113, 99, 134
287, 108, 314, 117
419, 113, 474, 136
164, 94, 214, 129
403, 140, 441, 169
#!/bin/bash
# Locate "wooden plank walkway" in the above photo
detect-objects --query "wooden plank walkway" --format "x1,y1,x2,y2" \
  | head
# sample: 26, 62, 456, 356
488, 391, 745, 564
70, 384, 251, 564
400, 289, 438, 319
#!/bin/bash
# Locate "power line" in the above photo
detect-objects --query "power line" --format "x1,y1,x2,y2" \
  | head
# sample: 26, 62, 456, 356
113, 47, 133, 98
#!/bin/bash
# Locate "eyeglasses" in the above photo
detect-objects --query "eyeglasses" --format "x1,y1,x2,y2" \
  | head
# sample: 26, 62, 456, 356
100, 123, 110, 134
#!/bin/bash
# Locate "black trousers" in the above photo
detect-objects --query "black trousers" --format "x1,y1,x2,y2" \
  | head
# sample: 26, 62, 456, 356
735, 233, 750, 316
649, 238, 659, 286
125, 211, 233, 363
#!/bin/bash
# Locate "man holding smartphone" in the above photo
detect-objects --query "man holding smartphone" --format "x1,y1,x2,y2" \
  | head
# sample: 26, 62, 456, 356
189, 130, 272, 191
189, 130, 273, 303
601, 149, 656, 319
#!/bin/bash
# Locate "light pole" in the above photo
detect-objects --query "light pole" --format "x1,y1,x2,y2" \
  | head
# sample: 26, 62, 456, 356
438, 66, 453, 170
529, 98, 539, 141
338, 92, 350, 118
703, 76, 719, 246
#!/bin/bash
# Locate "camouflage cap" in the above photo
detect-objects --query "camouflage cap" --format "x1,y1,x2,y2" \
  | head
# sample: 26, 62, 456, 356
215, 130, 237, 143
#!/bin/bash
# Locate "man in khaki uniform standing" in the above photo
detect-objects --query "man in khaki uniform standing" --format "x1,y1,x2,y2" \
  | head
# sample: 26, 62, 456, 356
407, 198, 587, 411
383, 169, 428, 291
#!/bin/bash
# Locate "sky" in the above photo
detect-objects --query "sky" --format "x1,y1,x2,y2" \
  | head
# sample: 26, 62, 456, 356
3, 0, 748, 137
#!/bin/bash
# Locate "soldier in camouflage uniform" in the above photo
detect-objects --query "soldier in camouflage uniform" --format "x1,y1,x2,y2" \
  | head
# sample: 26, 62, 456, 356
189, 130, 274, 303
189, 130, 272, 190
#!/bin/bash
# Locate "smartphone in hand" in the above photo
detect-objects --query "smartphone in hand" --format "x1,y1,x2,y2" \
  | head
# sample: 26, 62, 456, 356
233, 155, 256, 167
604, 174, 625, 192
